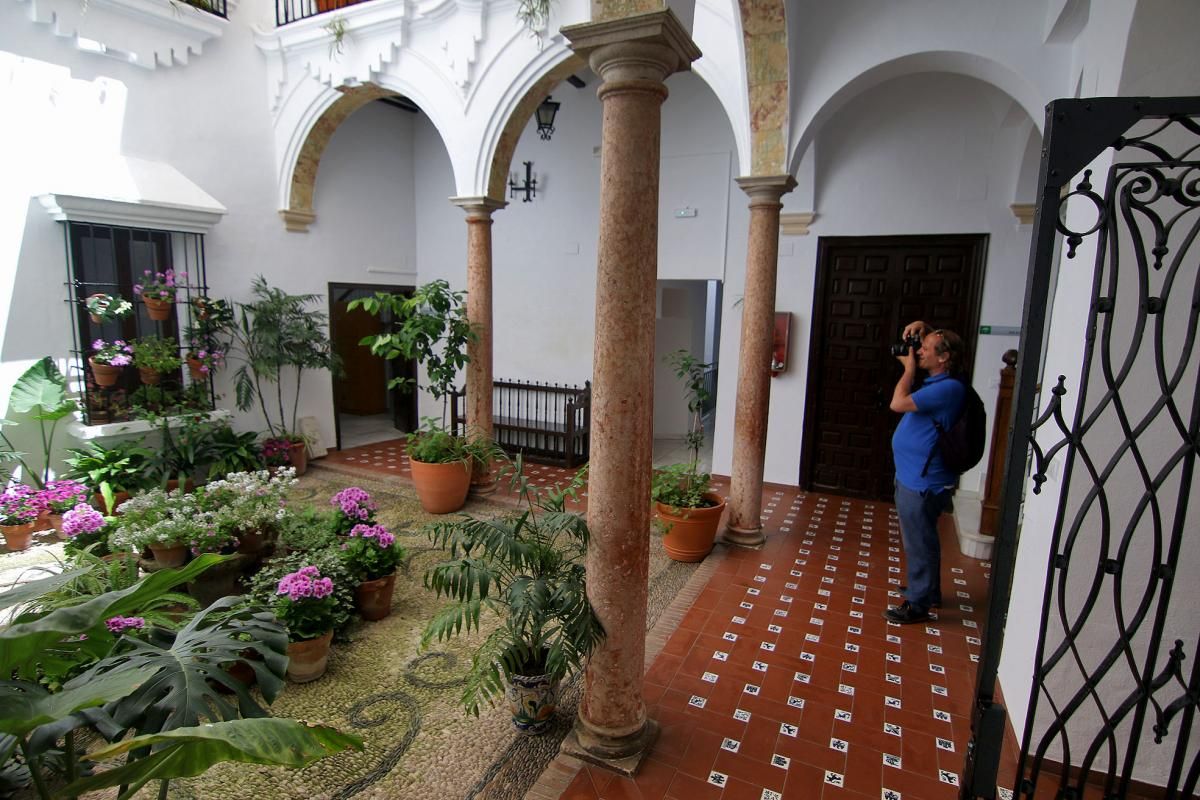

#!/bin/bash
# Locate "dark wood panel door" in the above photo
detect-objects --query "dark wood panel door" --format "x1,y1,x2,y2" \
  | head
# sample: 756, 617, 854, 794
799, 235, 986, 500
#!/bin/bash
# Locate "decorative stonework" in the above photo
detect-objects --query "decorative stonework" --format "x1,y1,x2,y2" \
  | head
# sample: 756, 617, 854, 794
278, 208, 317, 233
22, 0, 231, 69
1011, 202, 1036, 225
779, 211, 815, 235
739, 0, 788, 175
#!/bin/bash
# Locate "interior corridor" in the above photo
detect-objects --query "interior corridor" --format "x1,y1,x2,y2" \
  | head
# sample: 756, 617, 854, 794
318, 442, 1010, 798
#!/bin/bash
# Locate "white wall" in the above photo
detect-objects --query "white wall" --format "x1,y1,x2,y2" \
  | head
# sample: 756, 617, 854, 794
654, 280, 708, 439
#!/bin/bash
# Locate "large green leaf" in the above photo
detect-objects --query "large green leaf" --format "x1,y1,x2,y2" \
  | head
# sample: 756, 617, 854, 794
8, 358, 74, 420
0, 666, 155, 737
0, 567, 92, 612
61, 718, 362, 795
89, 595, 289, 738
0, 555, 229, 680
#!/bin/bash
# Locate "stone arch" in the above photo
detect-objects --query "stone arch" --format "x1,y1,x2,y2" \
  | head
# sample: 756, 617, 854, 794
787, 50, 1045, 177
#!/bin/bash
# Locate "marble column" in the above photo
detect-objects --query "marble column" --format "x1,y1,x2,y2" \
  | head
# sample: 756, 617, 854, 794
723, 175, 796, 547
451, 196, 505, 495
559, 11, 699, 774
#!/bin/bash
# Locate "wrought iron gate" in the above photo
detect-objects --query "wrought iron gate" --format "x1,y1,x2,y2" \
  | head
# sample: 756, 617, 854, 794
962, 97, 1200, 799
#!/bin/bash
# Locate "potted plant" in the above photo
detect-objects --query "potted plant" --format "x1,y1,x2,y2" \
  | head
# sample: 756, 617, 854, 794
230, 277, 340, 475
88, 339, 134, 387
184, 297, 233, 380
110, 487, 194, 566
131, 335, 183, 385
651, 349, 726, 562
64, 439, 156, 513
60, 501, 114, 556
0, 559, 361, 800
341, 522, 405, 621
349, 280, 494, 513
329, 485, 378, 534
37, 478, 90, 537
0, 484, 43, 551
203, 468, 297, 556
2, 359, 79, 497
206, 422, 266, 479
272, 565, 339, 682
134, 268, 185, 320
84, 292, 133, 324
422, 458, 604, 733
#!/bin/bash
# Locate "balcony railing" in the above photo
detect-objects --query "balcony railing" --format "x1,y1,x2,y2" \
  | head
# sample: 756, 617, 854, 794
188, 0, 228, 18
276, 0, 373, 26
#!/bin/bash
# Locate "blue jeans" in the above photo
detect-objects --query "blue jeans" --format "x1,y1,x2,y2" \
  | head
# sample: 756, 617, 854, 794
894, 481, 952, 612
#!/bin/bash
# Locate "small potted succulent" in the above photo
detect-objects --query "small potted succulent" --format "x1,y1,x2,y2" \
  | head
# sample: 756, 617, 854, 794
89, 338, 134, 386
85, 292, 134, 324
134, 268, 185, 320
0, 484, 44, 551
274, 565, 339, 682
131, 335, 183, 385
341, 523, 404, 621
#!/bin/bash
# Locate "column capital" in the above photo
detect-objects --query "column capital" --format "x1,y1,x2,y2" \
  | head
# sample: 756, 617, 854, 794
450, 196, 507, 221
563, 9, 701, 82
735, 174, 798, 205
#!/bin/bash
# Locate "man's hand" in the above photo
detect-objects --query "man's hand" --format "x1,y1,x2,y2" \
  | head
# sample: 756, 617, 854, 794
902, 320, 930, 340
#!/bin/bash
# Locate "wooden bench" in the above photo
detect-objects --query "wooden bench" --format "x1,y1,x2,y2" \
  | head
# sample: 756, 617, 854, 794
451, 379, 590, 468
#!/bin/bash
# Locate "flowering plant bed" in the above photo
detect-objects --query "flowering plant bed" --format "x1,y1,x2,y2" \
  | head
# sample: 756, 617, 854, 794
40, 479, 90, 513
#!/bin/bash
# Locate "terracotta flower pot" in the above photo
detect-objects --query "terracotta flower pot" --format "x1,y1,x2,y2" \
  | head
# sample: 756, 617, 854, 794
286, 630, 333, 683
656, 492, 727, 563
89, 359, 122, 387
236, 529, 266, 555
409, 458, 471, 514
148, 543, 187, 568
186, 357, 206, 381
1, 522, 35, 552
354, 573, 397, 621
32, 511, 54, 534
288, 441, 308, 476
505, 671, 559, 735
138, 367, 162, 385
143, 296, 173, 321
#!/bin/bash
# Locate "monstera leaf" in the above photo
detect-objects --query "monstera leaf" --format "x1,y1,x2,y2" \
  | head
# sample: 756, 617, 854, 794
88, 595, 289, 738
8, 358, 74, 421
0, 556, 228, 680
61, 718, 362, 797
0, 668, 157, 738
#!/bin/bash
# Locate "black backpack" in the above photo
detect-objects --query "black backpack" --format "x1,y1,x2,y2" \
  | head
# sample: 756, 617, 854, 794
922, 378, 986, 476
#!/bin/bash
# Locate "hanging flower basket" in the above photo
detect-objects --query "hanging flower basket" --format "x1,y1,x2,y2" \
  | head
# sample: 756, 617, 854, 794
143, 296, 174, 321
138, 366, 162, 385
89, 358, 123, 387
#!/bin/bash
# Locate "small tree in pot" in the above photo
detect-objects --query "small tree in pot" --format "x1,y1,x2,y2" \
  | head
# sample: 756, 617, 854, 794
651, 349, 726, 562
421, 457, 603, 734
349, 280, 496, 513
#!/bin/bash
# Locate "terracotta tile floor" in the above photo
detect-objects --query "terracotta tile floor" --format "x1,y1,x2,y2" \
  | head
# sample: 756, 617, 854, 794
318, 440, 1014, 799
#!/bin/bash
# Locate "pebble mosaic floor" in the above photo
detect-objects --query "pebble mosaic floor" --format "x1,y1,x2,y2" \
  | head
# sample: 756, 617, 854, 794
319, 440, 1014, 799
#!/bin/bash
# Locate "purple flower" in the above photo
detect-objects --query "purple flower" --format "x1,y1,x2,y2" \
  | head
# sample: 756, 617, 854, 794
277, 566, 335, 601
62, 503, 106, 537
106, 616, 145, 634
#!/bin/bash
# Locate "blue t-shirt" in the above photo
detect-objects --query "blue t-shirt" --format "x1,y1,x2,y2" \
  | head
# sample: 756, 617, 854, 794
892, 372, 966, 492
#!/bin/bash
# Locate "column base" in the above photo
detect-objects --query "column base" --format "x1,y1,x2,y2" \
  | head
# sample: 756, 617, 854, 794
723, 522, 766, 549
559, 718, 659, 778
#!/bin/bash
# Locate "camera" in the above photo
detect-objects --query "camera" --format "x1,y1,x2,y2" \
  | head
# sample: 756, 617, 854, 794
889, 334, 922, 357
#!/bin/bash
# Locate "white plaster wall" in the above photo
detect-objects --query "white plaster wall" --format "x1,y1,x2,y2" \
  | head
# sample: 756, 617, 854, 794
654, 280, 708, 440
712, 72, 1038, 486
1, 2, 422, 457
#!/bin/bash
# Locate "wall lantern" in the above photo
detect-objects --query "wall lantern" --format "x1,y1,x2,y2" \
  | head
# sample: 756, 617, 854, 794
509, 161, 537, 202
536, 96, 560, 141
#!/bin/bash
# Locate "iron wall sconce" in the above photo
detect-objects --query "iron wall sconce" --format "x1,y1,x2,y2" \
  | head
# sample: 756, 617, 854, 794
509, 161, 537, 202
536, 96, 560, 141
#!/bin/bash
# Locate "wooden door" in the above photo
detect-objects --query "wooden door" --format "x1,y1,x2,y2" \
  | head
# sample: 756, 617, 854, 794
332, 300, 388, 415
799, 235, 986, 500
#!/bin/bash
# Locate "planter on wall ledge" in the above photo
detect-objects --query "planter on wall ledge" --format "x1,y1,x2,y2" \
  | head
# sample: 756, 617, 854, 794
409, 459, 471, 514
656, 492, 727, 562
143, 297, 173, 321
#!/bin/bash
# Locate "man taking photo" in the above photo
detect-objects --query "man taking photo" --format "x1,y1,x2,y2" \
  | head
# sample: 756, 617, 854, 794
885, 320, 967, 625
